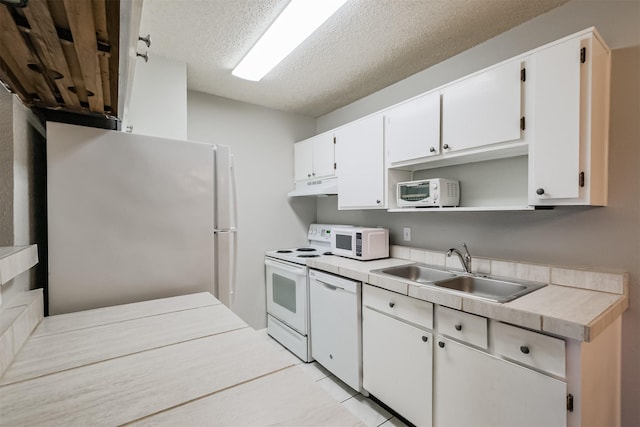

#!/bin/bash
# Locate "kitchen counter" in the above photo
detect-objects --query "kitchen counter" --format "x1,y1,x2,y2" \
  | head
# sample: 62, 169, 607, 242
308, 248, 628, 342
0, 292, 365, 426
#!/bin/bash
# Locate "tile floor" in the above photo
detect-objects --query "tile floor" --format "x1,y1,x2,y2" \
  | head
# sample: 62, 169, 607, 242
256, 328, 410, 427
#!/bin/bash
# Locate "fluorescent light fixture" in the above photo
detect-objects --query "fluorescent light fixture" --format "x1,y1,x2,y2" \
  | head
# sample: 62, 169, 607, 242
232, 0, 349, 81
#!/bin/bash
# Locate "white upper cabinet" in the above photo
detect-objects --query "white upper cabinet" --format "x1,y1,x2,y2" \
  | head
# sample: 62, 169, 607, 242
385, 91, 441, 165
293, 132, 335, 181
442, 59, 523, 154
529, 31, 610, 206
335, 115, 386, 209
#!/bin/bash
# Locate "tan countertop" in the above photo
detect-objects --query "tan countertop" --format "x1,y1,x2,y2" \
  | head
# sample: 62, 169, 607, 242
307, 253, 628, 342
0, 293, 365, 426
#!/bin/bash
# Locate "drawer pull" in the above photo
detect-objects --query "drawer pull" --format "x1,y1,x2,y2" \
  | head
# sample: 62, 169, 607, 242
438, 341, 445, 348
422, 336, 428, 342
454, 324, 462, 331
389, 302, 395, 308
520, 345, 530, 355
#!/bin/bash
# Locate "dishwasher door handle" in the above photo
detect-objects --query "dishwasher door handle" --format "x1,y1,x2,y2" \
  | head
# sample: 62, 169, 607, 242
313, 278, 355, 294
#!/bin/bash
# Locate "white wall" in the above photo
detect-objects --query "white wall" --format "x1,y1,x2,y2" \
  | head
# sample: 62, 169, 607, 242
187, 91, 316, 328
315, 1, 640, 425
126, 55, 187, 140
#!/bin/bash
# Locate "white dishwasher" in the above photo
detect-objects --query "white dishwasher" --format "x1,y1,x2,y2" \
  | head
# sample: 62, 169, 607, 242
309, 269, 362, 392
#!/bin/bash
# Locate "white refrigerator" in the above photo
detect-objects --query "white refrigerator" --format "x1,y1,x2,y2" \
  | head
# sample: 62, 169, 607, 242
46, 122, 237, 314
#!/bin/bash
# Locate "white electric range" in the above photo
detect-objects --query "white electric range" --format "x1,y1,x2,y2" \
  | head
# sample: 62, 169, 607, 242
264, 224, 345, 362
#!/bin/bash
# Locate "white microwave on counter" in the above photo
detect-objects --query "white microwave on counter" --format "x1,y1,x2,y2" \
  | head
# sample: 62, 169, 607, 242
331, 227, 389, 260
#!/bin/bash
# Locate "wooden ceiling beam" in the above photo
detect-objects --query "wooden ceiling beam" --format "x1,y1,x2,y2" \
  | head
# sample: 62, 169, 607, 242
22, 0, 80, 109
0, 5, 58, 105
105, 0, 119, 115
63, 0, 103, 112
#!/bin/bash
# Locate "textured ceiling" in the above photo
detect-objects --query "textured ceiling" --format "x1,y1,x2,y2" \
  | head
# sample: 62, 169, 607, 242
140, 0, 569, 117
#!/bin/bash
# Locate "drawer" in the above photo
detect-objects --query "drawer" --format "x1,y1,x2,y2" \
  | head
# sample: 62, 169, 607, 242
492, 321, 566, 378
435, 305, 487, 349
363, 285, 433, 330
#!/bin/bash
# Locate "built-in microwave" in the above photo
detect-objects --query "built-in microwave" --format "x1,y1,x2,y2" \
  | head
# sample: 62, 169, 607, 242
397, 178, 460, 207
331, 227, 389, 260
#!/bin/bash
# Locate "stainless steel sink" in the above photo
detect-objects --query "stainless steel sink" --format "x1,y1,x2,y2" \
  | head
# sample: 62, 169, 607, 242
372, 264, 457, 284
432, 275, 545, 303
371, 263, 546, 303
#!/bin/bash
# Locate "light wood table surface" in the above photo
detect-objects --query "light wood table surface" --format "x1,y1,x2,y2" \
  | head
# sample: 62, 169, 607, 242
0, 292, 364, 426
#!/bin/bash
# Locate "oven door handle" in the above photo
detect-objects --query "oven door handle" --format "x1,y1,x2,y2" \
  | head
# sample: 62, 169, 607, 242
265, 258, 306, 275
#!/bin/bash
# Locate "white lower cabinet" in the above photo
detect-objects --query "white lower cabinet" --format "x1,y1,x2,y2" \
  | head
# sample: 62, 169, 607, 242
433, 335, 566, 427
362, 307, 433, 427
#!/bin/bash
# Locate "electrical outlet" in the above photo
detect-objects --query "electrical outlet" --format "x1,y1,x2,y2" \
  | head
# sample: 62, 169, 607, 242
403, 227, 411, 241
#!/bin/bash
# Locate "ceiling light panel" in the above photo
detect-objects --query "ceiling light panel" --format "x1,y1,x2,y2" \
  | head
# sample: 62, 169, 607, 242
232, 0, 348, 81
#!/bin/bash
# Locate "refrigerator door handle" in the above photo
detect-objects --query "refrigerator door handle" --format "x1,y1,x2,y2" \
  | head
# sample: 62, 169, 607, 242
229, 154, 238, 230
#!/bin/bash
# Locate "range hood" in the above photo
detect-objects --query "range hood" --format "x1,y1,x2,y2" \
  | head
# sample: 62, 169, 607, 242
288, 176, 338, 197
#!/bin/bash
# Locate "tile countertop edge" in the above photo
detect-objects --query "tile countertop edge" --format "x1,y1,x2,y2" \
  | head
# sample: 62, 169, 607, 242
308, 255, 629, 343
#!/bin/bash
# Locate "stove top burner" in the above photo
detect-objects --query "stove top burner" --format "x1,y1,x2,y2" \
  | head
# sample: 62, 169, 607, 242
323, 252, 333, 256
296, 248, 316, 252
298, 254, 320, 258
276, 250, 293, 253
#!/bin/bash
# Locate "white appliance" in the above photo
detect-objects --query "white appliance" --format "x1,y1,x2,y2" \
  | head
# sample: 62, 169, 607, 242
309, 269, 362, 392
264, 223, 344, 362
397, 178, 460, 208
47, 122, 238, 314
331, 227, 389, 260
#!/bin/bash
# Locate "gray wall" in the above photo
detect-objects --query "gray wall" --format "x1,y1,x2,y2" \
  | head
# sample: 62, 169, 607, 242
315, 1, 640, 425
187, 91, 317, 328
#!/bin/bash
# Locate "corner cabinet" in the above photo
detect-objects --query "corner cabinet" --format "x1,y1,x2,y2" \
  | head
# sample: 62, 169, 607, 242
335, 115, 386, 209
528, 31, 610, 206
294, 132, 335, 181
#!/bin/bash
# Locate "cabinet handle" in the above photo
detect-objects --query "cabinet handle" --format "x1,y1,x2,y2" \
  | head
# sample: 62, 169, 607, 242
430, 147, 436, 153
376, 200, 381, 204
520, 345, 530, 355
307, 173, 311, 178
536, 188, 545, 195
389, 302, 395, 308
454, 324, 462, 331
422, 336, 428, 342
443, 144, 450, 150
438, 341, 445, 348
312, 172, 316, 176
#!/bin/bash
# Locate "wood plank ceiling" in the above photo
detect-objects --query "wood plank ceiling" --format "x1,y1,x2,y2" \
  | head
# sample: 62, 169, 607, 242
0, 0, 120, 117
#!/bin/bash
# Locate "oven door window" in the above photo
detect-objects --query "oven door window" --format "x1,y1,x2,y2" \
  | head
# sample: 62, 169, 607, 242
272, 273, 296, 313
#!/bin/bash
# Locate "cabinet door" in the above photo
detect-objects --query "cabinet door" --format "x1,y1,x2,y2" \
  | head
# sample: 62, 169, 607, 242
294, 139, 313, 181
442, 60, 522, 153
363, 307, 432, 427
312, 133, 335, 179
386, 92, 441, 164
529, 36, 582, 202
335, 115, 385, 209
434, 336, 566, 427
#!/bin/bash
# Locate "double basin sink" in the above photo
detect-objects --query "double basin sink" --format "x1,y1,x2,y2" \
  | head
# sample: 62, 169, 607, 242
371, 263, 546, 303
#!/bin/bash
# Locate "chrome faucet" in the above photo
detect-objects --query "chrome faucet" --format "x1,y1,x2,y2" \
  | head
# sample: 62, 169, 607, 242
447, 242, 472, 274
